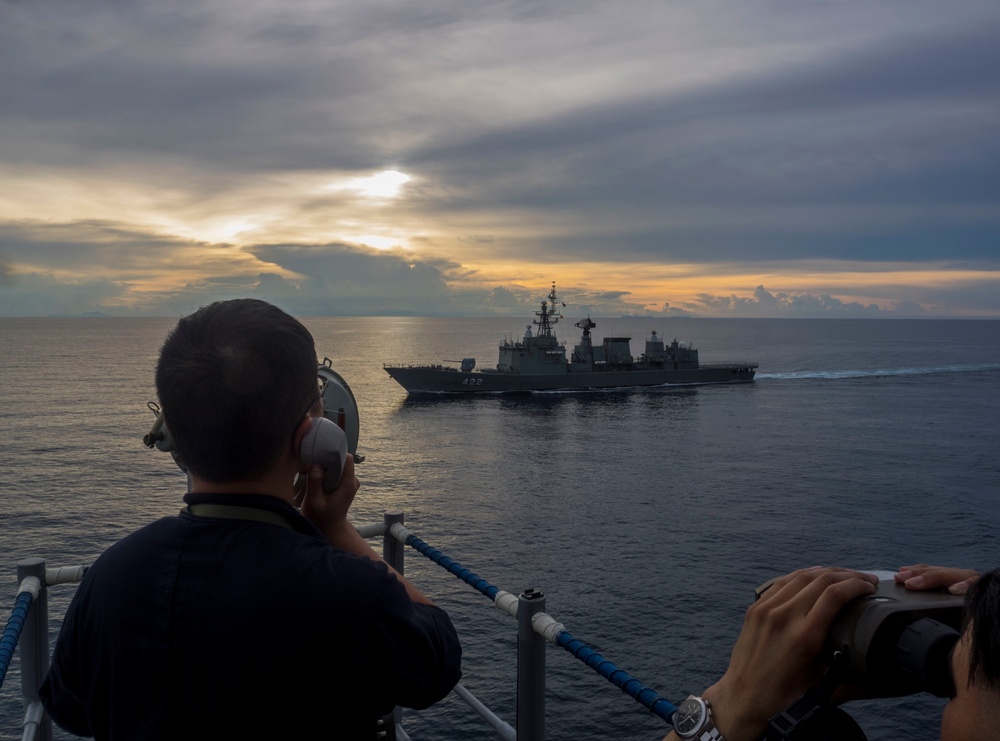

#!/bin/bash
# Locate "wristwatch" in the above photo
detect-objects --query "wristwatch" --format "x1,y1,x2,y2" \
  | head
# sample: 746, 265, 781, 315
672, 695, 726, 740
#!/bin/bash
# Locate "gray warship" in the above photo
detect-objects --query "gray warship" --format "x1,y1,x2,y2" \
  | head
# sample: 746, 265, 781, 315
384, 283, 758, 393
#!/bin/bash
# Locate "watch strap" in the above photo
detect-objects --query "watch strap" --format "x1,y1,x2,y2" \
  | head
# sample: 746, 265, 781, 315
692, 723, 725, 741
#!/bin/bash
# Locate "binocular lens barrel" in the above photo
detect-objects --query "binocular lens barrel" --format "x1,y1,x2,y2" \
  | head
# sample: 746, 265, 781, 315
894, 617, 959, 698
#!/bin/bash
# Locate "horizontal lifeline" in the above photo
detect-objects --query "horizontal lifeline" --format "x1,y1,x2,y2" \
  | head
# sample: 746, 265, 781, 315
387, 521, 678, 722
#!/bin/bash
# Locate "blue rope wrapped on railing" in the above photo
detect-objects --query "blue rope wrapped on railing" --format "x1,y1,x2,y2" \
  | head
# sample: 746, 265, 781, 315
401, 530, 500, 601
389, 522, 678, 724
0, 578, 40, 689
555, 631, 677, 720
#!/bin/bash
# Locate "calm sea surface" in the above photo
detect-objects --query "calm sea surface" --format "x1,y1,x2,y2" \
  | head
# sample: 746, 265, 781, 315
2, 316, 999, 740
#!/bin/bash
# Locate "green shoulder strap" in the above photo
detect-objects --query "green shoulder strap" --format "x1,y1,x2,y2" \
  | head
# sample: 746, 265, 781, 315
183, 503, 296, 531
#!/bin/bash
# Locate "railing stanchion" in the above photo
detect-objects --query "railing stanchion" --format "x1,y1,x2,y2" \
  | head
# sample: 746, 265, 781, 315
383, 511, 406, 734
383, 511, 405, 577
17, 559, 51, 741
517, 588, 546, 741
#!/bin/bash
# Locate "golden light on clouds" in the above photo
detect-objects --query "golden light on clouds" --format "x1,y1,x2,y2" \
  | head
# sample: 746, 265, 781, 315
2, 162, 997, 317
452, 259, 1000, 313
187, 217, 261, 243
327, 170, 412, 199
353, 234, 404, 250
0, 165, 418, 241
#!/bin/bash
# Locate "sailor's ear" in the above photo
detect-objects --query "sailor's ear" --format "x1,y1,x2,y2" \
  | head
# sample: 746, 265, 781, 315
291, 415, 315, 463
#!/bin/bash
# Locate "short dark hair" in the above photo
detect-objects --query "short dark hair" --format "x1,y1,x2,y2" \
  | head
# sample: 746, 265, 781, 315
155, 299, 317, 482
963, 568, 1000, 689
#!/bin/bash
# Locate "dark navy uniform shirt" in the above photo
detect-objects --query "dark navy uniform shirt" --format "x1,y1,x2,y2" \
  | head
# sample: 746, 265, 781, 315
41, 493, 462, 740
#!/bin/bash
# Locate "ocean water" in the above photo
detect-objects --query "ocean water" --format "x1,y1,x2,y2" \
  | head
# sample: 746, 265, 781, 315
1, 316, 999, 741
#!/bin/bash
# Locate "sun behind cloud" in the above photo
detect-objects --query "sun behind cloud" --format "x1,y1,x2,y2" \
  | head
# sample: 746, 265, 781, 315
332, 170, 412, 199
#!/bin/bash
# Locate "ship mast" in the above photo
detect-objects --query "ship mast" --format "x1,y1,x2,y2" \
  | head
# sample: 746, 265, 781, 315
533, 281, 562, 338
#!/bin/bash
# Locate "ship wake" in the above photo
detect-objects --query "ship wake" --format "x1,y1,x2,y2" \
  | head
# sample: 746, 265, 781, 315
757, 364, 1000, 381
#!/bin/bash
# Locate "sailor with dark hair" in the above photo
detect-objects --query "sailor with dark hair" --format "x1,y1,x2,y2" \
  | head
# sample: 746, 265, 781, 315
153, 296, 320, 483
941, 566, 1000, 739
41, 298, 462, 740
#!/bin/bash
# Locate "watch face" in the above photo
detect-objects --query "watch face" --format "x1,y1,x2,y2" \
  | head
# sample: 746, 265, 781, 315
673, 697, 706, 736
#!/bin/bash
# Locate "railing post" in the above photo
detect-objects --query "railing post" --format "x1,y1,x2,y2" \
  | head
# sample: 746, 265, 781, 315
383, 511, 405, 734
517, 587, 546, 741
18, 558, 52, 741
383, 511, 404, 577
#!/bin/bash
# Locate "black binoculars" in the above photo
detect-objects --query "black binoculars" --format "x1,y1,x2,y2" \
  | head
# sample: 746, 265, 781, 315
756, 572, 963, 699
825, 575, 962, 698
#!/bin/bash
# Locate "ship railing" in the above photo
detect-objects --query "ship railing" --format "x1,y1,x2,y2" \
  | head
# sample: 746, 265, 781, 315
3, 513, 676, 741
383, 363, 458, 372
698, 362, 760, 369
384, 363, 447, 368
1, 562, 86, 741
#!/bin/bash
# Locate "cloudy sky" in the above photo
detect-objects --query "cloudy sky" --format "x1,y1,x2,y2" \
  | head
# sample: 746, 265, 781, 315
2, 0, 998, 317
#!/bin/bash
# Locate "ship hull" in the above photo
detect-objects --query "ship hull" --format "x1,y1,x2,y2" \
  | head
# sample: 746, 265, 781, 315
384, 364, 756, 393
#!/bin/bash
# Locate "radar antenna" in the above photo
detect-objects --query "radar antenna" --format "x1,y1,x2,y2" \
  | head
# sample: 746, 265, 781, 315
574, 316, 597, 338
533, 281, 562, 338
